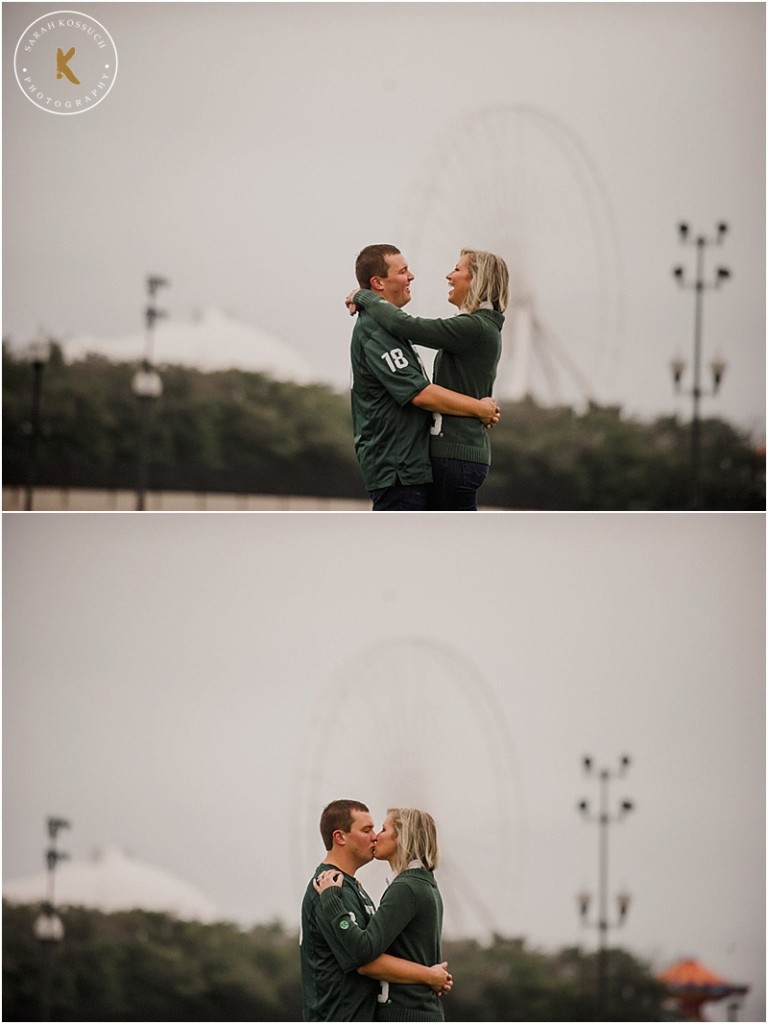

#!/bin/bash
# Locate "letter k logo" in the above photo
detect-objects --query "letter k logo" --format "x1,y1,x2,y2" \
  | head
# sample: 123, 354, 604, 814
56, 47, 80, 84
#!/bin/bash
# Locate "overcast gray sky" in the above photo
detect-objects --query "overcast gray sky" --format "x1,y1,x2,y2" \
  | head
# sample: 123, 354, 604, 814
3, 512, 764, 1021
3, 2, 765, 436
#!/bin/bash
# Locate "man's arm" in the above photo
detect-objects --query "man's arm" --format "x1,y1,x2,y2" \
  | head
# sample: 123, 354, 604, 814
412, 383, 500, 426
358, 321, 498, 424
358, 954, 451, 993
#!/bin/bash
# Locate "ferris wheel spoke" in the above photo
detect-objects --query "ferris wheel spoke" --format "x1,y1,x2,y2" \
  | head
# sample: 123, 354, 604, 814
533, 315, 597, 403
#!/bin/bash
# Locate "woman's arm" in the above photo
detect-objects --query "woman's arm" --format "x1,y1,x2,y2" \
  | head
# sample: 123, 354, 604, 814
354, 289, 482, 353
315, 877, 416, 968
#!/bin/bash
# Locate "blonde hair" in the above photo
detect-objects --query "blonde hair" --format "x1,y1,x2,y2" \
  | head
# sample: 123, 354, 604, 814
387, 807, 440, 875
460, 249, 509, 314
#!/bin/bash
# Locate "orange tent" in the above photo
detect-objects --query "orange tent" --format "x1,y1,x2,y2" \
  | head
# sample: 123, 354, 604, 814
660, 959, 749, 1021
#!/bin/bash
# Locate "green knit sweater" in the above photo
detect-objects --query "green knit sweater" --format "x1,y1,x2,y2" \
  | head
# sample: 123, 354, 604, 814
318, 867, 445, 1021
353, 290, 503, 466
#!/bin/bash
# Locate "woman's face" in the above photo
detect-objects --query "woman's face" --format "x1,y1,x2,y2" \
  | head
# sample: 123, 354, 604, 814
374, 815, 398, 863
446, 254, 472, 308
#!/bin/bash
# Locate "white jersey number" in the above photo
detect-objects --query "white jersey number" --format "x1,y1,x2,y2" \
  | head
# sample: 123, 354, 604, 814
381, 348, 410, 373
430, 413, 443, 436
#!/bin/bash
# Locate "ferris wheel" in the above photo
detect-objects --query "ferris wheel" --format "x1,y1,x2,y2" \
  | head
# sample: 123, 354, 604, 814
295, 636, 526, 940
400, 104, 625, 408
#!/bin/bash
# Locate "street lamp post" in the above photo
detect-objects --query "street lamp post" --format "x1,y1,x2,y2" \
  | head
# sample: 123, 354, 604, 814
671, 221, 731, 507
132, 275, 169, 510
144, 275, 170, 365
24, 329, 52, 511
577, 755, 635, 1020
132, 360, 164, 510
33, 816, 71, 1022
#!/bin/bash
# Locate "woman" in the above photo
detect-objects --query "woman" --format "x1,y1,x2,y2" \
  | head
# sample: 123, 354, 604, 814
314, 808, 446, 1022
349, 249, 508, 511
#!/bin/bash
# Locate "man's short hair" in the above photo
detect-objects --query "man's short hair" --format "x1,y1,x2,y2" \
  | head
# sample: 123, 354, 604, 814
319, 799, 370, 851
355, 244, 401, 290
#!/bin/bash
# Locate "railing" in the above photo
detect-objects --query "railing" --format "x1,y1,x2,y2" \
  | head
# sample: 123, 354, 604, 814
2, 487, 371, 512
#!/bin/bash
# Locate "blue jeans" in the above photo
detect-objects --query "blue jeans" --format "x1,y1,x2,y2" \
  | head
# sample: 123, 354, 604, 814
369, 483, 430, 511
428, 458, 489, 511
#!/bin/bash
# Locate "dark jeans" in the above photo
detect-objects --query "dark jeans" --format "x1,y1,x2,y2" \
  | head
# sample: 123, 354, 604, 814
428, 457, 490, 511
369, 483, 430, 511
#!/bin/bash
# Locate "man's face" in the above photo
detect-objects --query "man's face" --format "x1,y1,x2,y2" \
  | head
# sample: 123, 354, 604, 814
375, 253, 414, 308
340, 809, 377, 867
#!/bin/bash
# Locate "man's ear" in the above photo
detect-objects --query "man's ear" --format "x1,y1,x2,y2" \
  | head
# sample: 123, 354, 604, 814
369, 277, 385, 295
333, 829, 346, 847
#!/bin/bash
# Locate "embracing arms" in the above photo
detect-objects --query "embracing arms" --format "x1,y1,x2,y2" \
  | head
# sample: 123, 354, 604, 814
313, 870, 450, 994
350, 289, 482, 353
310, 874, 450, 993
358, 953, 451, 993
352, 290, 499, 425
412, 383, 499, 425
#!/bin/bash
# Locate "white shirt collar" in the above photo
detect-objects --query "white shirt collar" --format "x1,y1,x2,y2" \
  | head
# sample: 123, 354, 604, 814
459, 300, 494, 313
385, 859, 425, 886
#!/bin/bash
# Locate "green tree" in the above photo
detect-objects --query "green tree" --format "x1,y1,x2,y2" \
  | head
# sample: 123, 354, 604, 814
3, 902, 303, 1022
4, 902, 683, 1022
3, 346, 763, 509
441, 936, 679, 1022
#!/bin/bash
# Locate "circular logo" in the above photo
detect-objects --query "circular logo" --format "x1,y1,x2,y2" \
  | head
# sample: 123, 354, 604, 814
14, 10, 118, 115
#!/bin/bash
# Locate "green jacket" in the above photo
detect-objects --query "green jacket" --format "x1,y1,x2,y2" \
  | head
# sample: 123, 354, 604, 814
317, 867, 445, 1022
350, 307, 433, 491
300, 864, 379, 1021
354, 291, 503, 466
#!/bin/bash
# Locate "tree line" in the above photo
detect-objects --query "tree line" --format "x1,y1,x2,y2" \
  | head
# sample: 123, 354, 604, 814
2, 344, 764, 510
3, 901, 680, 1022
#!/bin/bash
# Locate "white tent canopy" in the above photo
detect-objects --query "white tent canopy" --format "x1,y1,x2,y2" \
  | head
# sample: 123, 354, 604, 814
3, 846, 221, 923
61, 306, 319, 385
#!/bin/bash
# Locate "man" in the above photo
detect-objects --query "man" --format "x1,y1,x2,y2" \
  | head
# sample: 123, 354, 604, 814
350, 244, 500, 511
300, 799, 451, 1021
